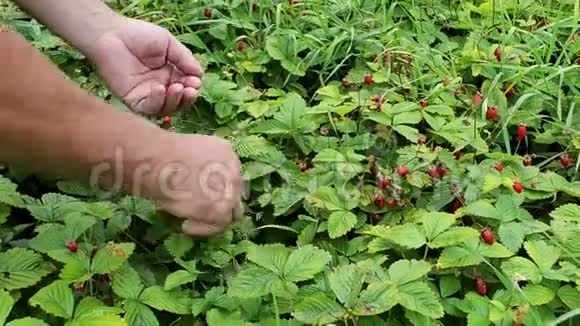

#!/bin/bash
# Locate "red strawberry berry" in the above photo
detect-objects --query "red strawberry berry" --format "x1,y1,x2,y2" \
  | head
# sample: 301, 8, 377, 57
387, 198, 396, 209
397, 165, 409, 177
363, 72, 373, 85
495, 162, 504, 172
429, 166, 440, 179
560, 153, 571, 168
299, 162, 309, 172
513, 180, 524, 193
494, 46, 502, 62
378, 177, 390, 189
203, 8, 212, 18
437, 164, 448, 177
481, 228, 495, 245
517, 124, 527, 141
342, 78, 350, 88
237, 41, 245, 51
370, 213, 381, 225
370, 164, 379, 176
450, 198, 463, 213
474, 276, 488, 296
374, 194, 386, 209
420, 99, 428, 108
473, 91, 482, 106
66, 241, 79, 253
162, 116, 171, 125
523, 154, 532, 167
486, 106, 498, 120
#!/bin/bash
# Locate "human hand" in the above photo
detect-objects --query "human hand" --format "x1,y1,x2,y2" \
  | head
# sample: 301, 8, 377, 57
141, 133, 243, 236
89, 17, 203, 116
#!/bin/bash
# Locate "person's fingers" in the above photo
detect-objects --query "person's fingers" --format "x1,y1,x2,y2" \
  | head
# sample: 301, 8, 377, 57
167, 37, 203, 78
178, 87, 198, 110
162, 83, 184, 114
130, 83, 166, 115
181, 76, 202, 89
181, 219, 224, 237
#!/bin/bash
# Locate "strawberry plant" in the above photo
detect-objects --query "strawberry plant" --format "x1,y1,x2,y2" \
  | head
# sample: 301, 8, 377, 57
1, 0, 580, 325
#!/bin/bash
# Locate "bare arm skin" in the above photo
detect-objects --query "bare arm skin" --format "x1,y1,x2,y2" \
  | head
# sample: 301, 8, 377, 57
0, 31, 242, 236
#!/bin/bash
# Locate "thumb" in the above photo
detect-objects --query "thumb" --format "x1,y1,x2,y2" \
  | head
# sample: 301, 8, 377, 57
127, 83, 166, 115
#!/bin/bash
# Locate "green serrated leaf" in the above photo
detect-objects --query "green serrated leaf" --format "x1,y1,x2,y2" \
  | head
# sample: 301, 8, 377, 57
430, 227, 479, 248
124, 299, 158, 326
0, 248, 53, 290
388, 259, 432, 285
228, 266, 277, 298
328, 264, 365, 308
399, 281, 444, 319
111, 263, 144, 300
557, 285, 580, 309
140, 286, 192, 314
522, 284, 555, 305
6, 318, 50, 326
0, 289, 15, 325
292, 293, 345, 324
524, 240, 561, 272
438, 246, 482, 269
283, 245, 332, 282
164, 233, 194, 258
28, 280, 74, 319
91, 242, 135, 275
246, 243, 290, 276
327, 210, 357, 239
421, 212, 456, 240
164, 270, 196, 291
352, 281, 399, 316
501, 257, 542, 284
549, 204, 580, 222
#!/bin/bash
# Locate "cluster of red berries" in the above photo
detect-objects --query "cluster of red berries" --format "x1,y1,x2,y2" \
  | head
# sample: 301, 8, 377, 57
428, 163, 448, 179
369, 161, 406, 213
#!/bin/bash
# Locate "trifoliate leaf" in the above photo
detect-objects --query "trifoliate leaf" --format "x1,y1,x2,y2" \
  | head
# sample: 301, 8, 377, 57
421, 212, 456, 240
124, 299, 158, 326
91, 242, 134, 275
28, 280, 74, 319
23, 193, 83, 222
0, 289, 14, 325
228, 266, 277, 298
283, 245, 332, 282
327, 210, 357, 239
498, 222, 525, 252
140, 286, 192, 314
388, 259, 432, 285
352, 281, 399, 316
398, 281, 444, 319
164, 233, 194, 258
522, 284, 555, 305
557, 285, 580, 309
246, 243, 290, 276
328, 264, 365, 308
500, 257, 542, 284
292, 293, 345, 324
111, 263, 144, 300
0, 248, 53, 290
549, 204, 580, 222
524, 240, 561, 272
164, 270, 196, 291
438, 246, 482, 269
429, 227, 479, 248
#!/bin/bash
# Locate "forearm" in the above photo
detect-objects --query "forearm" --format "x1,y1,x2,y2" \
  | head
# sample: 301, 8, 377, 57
0, 31, 167, 192
11, 0, 123, 59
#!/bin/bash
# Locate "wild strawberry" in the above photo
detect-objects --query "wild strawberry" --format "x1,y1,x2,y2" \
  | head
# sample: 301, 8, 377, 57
474, 276, 488, 296
299, 162, 309, 172
428, 166, 440, 179
481, 228, 495, 245
420, 99, 428, 108
374, 194, 386, 209
454, 151, 463, 160
560, 153, 571, 168
342, 78, 350, 88
486, 106, 498, 120
450, 198, 463, 213
378, 177, 390, 189
370, 213, 381, 225
473, 91, 482, 106
162, 116, 171, 125
370, 164, 379, 176
523, 154, 532, 167
203, 8, 212, 18
495, 162, 504, 172
494, 46, 502, 62
397, 165, 409, 177
417, 134, 427, 145
237, 41, 245, 51
363, 72, 373, 85
387, 198, 396, 209
517, 124, 527, 141
66, 241, 79, 253
513, 180, 523, 193
437, 164, 448, 177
